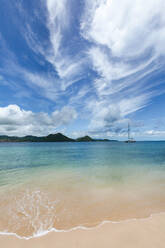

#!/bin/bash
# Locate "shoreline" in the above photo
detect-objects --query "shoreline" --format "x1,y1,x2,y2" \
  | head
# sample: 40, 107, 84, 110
1, 212, 165, 247
0, 211, 165, 240
0, 212, 165, 247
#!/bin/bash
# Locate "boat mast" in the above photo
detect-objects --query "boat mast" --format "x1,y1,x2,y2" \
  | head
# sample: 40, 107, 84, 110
128, 123, 130, 140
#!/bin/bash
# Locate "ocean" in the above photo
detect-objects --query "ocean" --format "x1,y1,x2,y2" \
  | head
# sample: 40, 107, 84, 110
0, 141, 165, 238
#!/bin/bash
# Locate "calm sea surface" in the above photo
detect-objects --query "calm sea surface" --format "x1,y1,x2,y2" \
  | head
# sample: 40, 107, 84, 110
0, 141, 165, 237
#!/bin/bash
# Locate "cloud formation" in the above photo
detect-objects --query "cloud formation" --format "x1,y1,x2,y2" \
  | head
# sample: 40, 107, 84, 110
45, 0, 86, 90
0, 105, 77, 136
0, 0, 165, 138
80, 0, 165, 134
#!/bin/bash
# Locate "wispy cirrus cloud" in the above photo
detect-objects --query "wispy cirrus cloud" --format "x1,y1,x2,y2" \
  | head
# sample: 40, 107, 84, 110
45, 0, 87, 90
80, 0, 165, 135
82, 0, 165, 58
1, 0, 165, 138
10, 0, 88, 98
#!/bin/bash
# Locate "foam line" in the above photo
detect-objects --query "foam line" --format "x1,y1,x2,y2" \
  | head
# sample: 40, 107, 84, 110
0, 211, 165, 240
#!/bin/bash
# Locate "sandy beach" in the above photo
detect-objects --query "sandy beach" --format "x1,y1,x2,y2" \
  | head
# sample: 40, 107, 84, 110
1, 212, 165, 248
1, 0, 165, 246
1, 142, 165, 247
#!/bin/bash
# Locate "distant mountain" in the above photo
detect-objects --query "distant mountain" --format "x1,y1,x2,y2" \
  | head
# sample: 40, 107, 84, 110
76, 135, 118, 142
76, 135, 93, 142
0, 133, 74, 142
44, 133, 74, 142
0, 133, 118, 142
0, 135, 20, 142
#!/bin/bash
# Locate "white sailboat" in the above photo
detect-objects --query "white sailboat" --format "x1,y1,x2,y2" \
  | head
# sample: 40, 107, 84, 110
125, 123, 136, 143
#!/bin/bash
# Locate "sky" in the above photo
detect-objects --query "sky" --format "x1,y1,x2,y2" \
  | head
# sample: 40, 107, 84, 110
0, 0, 165, 140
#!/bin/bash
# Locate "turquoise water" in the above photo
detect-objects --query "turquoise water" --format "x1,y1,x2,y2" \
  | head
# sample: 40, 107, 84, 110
1, 141, 165, 181
0, 141, 165, 237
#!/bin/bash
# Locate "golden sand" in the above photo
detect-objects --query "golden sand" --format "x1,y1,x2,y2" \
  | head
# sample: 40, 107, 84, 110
1, 212, 165, 248
1, 185, 165, 237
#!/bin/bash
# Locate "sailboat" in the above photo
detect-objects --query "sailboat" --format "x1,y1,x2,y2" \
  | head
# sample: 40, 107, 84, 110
125, 123, 136, 143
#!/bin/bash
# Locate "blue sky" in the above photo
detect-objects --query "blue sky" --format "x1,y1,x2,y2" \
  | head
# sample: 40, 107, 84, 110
0, 0, 165, 140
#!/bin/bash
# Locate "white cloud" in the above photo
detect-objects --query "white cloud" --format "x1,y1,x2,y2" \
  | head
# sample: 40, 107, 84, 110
82, 0, 163, 96
0, 105, 77, 136
46, 0, 68, 57
144, 130, 165, 136
17, 0, 86, 95
69, 85, 91, 105
1, 0, 165, 138
82, 0, 165, 57
87, 91, 153, 135
45, 0, 86, 90
88, 46, 157, 96
80, 0, 165, 134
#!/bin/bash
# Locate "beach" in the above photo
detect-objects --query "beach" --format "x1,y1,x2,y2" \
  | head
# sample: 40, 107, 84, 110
1, 213, 165, 248
0, 142, 165, 245
1, 0, 165, 246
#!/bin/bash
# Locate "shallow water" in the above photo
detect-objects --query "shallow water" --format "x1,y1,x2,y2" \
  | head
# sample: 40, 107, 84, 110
0, 141, 165, 237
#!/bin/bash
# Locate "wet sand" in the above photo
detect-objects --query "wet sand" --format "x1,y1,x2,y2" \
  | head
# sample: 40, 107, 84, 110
1, 212, 165, 248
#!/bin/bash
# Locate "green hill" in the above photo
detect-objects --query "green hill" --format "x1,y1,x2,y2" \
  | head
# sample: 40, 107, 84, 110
0, 133, 118, 142
44, 133, 74, 142
76, 135, 94, 142
0, 133, 74, 142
